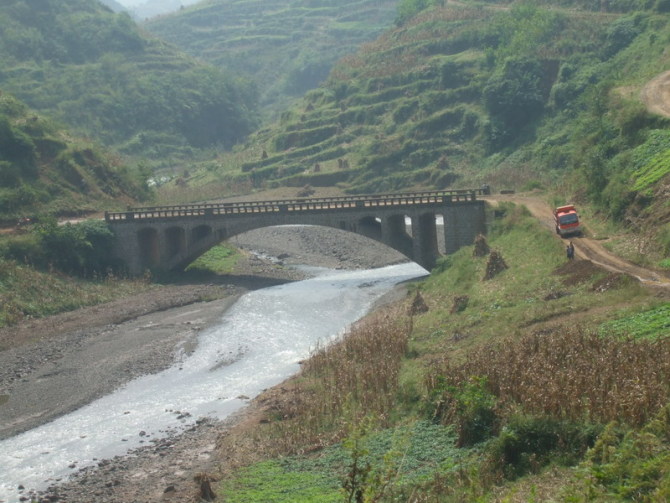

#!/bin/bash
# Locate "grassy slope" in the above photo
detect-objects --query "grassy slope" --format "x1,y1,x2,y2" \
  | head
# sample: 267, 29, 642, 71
0, 260, 152, 329
145, 0, 400, 118
0, 92, 149, 221
214, 202, 670, 501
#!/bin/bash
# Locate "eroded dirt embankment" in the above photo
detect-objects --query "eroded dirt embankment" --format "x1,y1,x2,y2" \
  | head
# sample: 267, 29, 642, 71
641, 69, 670, 119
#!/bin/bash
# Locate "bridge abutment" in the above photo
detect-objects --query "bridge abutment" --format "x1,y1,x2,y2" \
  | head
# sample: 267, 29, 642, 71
443, 204, 486, 255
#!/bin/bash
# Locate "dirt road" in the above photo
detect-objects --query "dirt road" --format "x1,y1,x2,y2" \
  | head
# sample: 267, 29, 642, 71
483, 193, 670, 288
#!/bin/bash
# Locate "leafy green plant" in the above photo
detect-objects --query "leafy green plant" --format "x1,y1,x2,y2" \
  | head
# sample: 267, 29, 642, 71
428, 376, 499, 447
599, 304, 670, 340
486, 414, 602, 480
579, 406, 670, 501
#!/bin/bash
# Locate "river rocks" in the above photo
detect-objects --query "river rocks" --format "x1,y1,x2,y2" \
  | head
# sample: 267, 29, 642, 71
231, 225, 407, 271
35, 418, 222, 503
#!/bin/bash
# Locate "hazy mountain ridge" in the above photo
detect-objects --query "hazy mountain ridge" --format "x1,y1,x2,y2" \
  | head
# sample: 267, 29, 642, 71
145, 0, 401, 117
0, 0, 258, 166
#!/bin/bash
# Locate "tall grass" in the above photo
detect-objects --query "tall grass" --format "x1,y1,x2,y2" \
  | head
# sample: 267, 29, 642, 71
427, 328, 670, 428
249, 305, 412, 457
0, 258, 151, 329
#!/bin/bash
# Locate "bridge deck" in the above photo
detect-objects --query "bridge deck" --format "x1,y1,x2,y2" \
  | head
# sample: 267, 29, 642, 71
105, 188, 488, 222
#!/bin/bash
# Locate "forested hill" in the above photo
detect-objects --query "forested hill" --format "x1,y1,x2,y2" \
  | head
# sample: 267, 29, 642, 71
145, 0, 401, 118
0, 92, 149, 221
0, 0, 258, 165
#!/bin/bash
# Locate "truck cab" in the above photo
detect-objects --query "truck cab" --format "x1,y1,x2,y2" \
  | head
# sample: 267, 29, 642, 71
554, 205, 581, 237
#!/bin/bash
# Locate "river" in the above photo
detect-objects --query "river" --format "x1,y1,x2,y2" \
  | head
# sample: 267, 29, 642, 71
0, 262, 427, 502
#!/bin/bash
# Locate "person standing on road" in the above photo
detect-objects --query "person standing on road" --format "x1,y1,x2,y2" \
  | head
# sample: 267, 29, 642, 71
566, 241, 575, 260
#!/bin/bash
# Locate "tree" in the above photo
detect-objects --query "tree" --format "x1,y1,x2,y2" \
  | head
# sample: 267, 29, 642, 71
483, 56, 546, 146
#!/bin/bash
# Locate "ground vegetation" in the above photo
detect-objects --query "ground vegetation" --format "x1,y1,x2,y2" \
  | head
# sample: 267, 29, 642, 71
212, 202, 670, 502
0, 92, 150, 223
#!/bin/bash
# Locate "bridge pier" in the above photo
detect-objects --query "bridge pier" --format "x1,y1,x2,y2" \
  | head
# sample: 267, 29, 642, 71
381, 215, 413, 259
412, 213, 440, 271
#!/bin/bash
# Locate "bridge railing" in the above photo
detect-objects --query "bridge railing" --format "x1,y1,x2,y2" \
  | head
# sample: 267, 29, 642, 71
105, 188, 487, 222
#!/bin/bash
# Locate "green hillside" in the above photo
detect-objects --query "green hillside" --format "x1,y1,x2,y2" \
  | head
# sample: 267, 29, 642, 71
180, 0, 670, 254
145, 0, 400, 118
0, 0, 258, 165
0, 91, 149, 222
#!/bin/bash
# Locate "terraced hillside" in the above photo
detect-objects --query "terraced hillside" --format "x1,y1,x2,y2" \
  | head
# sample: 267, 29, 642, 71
207, 3, 614, 193
187, 0, 670, 251
146, 0, 400, 115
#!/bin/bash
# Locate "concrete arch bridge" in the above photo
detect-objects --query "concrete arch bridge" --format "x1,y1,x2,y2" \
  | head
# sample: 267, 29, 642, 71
105, 189, 488, 275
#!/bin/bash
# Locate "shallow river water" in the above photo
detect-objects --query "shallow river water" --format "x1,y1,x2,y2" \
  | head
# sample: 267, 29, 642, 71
0, 262, 427, 502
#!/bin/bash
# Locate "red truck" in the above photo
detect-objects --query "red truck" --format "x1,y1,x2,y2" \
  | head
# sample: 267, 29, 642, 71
554, 204, 581, 237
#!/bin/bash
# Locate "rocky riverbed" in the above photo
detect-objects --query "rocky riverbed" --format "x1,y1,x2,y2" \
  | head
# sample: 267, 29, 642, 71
0, 226, 409, 503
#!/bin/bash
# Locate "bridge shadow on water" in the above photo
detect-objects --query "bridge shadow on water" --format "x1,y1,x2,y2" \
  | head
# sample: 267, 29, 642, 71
151, 269, 301, 292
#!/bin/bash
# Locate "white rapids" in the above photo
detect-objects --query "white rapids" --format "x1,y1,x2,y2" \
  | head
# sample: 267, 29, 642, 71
0, 262, 427, 502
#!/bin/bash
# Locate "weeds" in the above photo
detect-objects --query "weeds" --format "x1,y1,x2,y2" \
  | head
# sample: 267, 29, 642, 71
262, 306, 412, 454
426, 328, 670, 428
0, 257, 151, 329
566, 405, 670, 501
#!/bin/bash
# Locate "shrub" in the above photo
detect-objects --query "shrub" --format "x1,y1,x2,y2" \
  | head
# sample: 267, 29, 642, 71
486, 414, 602, 480
483, 57, 545, 131
34, 218, 117, 276
602, 14, 644, 58
582, 406, 670, 500
428, 376, 499, 447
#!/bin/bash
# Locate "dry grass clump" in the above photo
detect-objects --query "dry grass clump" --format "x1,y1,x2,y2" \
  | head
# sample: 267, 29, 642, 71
259, 306, 411, 455
427, 328, 670, 427
473, 234, 490, 257
483, 250, 508, 280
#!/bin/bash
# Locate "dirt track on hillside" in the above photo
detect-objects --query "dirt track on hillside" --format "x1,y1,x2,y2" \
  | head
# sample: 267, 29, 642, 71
641, 69, 670, 118
483, 194, 670, 288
